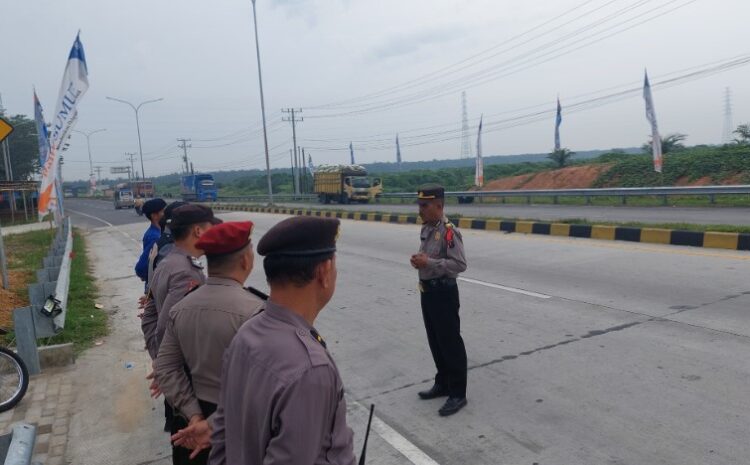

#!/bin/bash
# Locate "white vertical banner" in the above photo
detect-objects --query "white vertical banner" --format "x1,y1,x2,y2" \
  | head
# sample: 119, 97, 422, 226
475, 115, 484, 187
39, 33, 89, 220
643, 70, 663, 173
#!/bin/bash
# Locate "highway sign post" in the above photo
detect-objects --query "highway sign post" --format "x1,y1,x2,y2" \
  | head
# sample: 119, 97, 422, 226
0, 118, 14, 288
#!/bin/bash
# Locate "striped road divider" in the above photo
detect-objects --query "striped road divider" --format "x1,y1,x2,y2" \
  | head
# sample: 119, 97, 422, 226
208, 203, 750, 251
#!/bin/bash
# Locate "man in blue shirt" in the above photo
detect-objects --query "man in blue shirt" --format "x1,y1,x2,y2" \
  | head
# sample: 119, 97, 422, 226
135, 198, 167, 284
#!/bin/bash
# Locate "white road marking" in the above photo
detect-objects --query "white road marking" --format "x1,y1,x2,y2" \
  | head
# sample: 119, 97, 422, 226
67, 208, 114, 227
458, 277, 551, 299
351, 401, 441, 465
67, 209, 138, 243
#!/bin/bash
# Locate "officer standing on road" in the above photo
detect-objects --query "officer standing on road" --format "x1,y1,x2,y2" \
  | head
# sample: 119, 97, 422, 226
155, 221, 266, 464
135, 198, 167, 286
141, 204, 220, 432
208, 216, 356, 465
411, 184, 469, 416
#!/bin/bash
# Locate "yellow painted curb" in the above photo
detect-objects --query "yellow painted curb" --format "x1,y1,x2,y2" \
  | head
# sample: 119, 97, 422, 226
641, 228, 671, 244
484, 219, 501, 231
550, 223, 570, 236
516, 221, 534, 234
703, 232, 739, 250
458, 218, 473, 229
592, 225, 616, 241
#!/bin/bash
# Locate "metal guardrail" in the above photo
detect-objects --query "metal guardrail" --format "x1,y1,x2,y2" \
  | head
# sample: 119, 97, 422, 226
13, 217, 73, 375
218, 194, 317, 203
219, 185, 750, 206
0, 423, 36, 465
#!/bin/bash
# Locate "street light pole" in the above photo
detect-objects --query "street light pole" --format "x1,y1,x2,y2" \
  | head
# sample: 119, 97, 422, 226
106, 96, 163, 180
251, 0, 274, 204
72, 128, 106, 179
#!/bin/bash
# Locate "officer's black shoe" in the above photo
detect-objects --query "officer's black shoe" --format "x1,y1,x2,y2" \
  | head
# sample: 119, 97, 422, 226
418, 384, 448, 400
438, 397, 467, 416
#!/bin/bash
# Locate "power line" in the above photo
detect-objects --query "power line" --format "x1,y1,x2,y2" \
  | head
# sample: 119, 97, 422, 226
305, 0, 698, 119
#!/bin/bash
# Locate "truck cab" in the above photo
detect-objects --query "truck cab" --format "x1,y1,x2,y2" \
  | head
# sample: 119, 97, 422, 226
114, 189, 135, 209
344, 176, 383, 203
181, 174, 218, 201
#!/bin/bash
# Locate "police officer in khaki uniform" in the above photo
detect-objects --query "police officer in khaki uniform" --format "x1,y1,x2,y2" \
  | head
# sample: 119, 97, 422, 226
140, 204, 220, 431
208, 216, 356, 465
155, 221, 266, 464
411, 184, 468, 416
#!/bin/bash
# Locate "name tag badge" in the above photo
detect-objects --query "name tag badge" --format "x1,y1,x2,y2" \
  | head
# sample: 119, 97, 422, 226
434, 231, 441, 241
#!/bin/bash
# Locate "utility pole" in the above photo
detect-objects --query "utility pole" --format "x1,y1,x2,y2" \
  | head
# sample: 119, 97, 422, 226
289, 149, 295, 191
125, 152, 137, 181
250, 0, 273, 204
282, 108, 303, 195
177, 138, 192, 174
301, 147, 307, 193
95, 166, 103, 181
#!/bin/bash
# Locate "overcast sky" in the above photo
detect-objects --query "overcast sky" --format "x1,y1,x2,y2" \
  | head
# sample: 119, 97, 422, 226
2, 0, 749, 181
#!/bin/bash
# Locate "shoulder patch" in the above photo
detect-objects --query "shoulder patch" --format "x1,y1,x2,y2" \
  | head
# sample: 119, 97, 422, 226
244, 286, 269, 301
295, 329, 330, 368
189, 256, 204, 269
184, 283, 201, 297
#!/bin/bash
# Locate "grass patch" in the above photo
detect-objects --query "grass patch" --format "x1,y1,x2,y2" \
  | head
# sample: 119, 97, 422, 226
40, 230, 108, 354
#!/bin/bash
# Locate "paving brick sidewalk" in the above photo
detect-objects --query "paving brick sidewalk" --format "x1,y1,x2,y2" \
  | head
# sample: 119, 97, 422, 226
0, 367, 75, 465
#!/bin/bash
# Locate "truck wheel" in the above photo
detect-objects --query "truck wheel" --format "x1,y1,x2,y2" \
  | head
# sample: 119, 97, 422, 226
324, 195, 331, 204
340, 194, 350, 204
318, 195, 325, 204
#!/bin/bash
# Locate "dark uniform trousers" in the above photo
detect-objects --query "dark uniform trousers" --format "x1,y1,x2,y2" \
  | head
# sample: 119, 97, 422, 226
171, 399, 217, 465
420, 279, 467, 398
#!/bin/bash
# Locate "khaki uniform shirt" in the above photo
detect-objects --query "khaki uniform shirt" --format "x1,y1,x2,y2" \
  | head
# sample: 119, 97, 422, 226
418, 217, 467, 280
141, 246, 205, 359
208, 301, 355, 465
154, 277, 265, 421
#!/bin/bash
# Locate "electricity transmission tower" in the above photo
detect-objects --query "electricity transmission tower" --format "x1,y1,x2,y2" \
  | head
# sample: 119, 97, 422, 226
722, 87, 733, 144
460, 91, 472, 159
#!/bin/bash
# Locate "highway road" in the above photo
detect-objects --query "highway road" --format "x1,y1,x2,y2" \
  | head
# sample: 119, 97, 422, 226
66, 198, 750, 465
272, 201, 750, 226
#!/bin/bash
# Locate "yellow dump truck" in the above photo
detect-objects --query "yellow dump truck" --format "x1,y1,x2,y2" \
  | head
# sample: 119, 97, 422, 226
313, 165, 382, 204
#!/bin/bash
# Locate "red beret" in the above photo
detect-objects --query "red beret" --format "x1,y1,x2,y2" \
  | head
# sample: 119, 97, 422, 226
195, 221, 254, 256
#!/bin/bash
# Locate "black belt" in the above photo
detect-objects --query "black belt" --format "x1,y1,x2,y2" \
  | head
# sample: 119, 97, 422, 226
420, 277, 457, 292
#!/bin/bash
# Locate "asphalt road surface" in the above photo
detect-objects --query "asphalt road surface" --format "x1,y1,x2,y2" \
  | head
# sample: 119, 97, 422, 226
67, 199, 750, 465
274, 201, 750, 226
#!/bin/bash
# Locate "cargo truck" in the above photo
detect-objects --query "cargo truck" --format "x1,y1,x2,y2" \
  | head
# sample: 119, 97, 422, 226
181, 174, 218, 201
313, 165, 382, 204
113, 183, 135, 209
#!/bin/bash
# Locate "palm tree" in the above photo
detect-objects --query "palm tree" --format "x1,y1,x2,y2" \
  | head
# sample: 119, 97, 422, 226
642, 133, 687, 155
733, 124, 750, 145
547, 148, 575, 168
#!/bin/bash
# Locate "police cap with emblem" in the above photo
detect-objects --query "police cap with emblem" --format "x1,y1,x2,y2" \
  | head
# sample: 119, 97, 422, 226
195, 221, 254, 256
417, 183, 445, 201
257, 216, 339, 257
142, 198, 167, 219
168, 204, 222, 228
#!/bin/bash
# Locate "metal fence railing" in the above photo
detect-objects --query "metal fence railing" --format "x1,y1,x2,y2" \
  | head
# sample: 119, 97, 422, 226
216, 185, 750, 206
13, 217, 73, 375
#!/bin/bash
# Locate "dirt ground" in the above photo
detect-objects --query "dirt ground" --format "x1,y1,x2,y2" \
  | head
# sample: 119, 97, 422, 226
0, 270, 30, 327
483, 164, 613, 190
